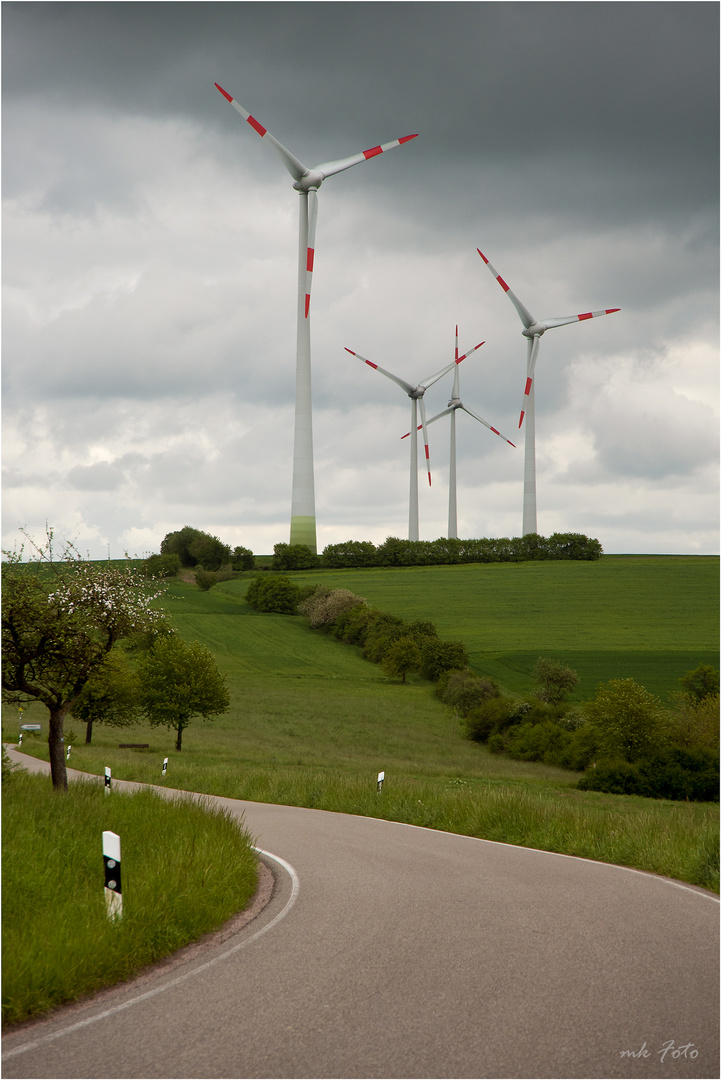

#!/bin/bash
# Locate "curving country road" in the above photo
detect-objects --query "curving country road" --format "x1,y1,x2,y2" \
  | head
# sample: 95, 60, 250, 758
3, 750, 718, 1080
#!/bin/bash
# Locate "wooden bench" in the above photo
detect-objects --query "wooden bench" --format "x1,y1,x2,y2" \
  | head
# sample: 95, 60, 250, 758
118, 743, 149, 749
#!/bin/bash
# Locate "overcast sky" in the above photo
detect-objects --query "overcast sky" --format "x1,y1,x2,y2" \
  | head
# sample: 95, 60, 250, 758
3, 2, 719, 559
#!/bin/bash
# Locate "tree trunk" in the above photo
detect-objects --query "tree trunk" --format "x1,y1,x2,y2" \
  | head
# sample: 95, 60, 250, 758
48, 707, 68, 790
176, 722, 184, 752
85, 715, 93, 744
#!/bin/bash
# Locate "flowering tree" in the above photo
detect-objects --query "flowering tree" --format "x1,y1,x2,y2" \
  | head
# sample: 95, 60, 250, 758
2, 531, 168, 789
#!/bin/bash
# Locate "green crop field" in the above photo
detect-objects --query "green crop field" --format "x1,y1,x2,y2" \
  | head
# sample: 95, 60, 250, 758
273, 554, 719, 702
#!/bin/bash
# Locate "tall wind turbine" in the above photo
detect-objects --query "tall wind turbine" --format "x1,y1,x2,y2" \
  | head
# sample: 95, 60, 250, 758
215, 83, 418, 553
477, 248, 620, 536
402, 328, 516, 538
345, 347, 466, 541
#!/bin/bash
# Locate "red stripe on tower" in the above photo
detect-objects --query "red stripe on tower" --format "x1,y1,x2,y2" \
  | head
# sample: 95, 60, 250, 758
248, 115, 267, 137
363, 145, 383, 159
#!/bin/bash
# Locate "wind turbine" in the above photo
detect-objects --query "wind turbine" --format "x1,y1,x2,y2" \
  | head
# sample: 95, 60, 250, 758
402, 328, 516, 539
345, 344, 474, 541
215, 83, 418, 553
477, 248, 620, 536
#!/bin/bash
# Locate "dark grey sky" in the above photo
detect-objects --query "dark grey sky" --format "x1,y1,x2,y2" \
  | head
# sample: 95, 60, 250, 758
2, 2, 718, 556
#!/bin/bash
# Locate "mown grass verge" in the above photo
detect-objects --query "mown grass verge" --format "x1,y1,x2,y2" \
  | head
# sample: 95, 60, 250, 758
2, 769, 258, 1027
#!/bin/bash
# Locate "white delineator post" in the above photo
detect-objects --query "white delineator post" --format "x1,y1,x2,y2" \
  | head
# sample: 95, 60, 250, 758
162, 757, 168, 777
104, 766, 111, 795
377, 770, 385, 793
102, 831, 123, 922
66, 745, 72, 761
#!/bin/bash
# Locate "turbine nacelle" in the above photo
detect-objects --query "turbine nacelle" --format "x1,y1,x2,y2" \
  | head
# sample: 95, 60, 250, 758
447, 397, 462, 408
521, 322, 547, 339
293, 170, 325, 193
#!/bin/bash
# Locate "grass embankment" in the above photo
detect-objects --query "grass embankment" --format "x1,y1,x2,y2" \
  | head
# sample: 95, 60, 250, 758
2, 770, 258, 1026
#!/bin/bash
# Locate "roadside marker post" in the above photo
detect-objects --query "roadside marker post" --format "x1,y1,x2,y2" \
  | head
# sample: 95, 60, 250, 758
66, 745, 72, 761
102, 831, 123, 923
162, 757, 168, 777
377, 770, 385, 793
104, 767, 112, 795
18, 732, 22, 746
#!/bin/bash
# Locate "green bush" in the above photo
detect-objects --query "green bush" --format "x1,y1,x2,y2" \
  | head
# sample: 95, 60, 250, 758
245, 575, 301, 613
418, 639, 469, 682
436, 669, 500, 715
194, 567, 235, 591
143, 553, 181, 579
578, 748, 719, 801
232, 546, 255, 571
272, 543, 320, 570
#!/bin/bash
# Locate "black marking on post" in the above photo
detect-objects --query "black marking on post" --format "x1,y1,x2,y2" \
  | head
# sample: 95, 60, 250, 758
103, 856, 122, 895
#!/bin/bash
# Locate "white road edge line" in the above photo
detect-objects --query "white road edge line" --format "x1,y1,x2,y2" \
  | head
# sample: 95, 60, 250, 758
2, 849, 300, 1062
391, 818, 720, 902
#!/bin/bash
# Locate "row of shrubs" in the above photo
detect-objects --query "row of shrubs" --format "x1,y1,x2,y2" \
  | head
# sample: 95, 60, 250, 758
436, 664, 719, 802
321, 533, 603, 567
245, 576, 470, 683
245, 575, 718, 802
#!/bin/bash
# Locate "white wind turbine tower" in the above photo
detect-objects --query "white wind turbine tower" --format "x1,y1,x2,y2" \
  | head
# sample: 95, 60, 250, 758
345, 344, 476, 541
402, 327, 516, 538
216, 83, 418, 553
477, 249, 620, 536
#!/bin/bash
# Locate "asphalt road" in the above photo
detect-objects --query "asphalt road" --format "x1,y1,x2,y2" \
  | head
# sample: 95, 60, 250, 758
3, 750, 719, 1079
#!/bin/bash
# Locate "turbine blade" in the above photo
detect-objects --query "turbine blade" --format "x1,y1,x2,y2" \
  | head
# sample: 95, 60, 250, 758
215, 83, 308, 182
304, 189, 318, 319
456, 340, 485, 363
315, 134, 418, 179
419, 359, 458, 390
542, 308, 621, 330
461, 404, 516, 448
477, 248, 536, 330
418, 397, 432, 486
344, 348, 415, 395
401, 408, 451, 438
519, 336, 541, 429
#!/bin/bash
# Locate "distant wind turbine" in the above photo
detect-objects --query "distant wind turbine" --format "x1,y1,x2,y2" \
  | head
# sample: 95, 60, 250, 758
477, 248, 620, 536
402, 328, 516, 538
215, 82, 418, 552
345, 346, 465, 541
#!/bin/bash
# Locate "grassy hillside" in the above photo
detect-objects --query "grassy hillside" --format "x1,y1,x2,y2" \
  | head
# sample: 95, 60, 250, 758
5, 556, 717, 891
247, 554, 717, 702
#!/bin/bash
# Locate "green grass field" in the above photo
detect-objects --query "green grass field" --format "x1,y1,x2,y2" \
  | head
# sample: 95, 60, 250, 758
5, 555, 718, 891
270, 554, 719, 702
